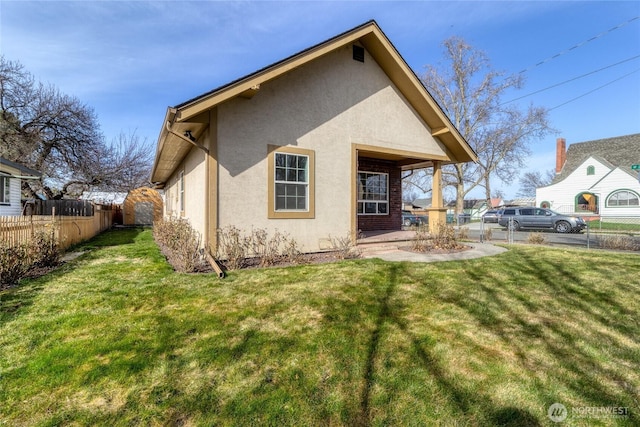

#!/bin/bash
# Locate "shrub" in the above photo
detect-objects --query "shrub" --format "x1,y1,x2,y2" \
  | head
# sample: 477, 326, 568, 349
0, 224, 61, 288
483, 227, 493, 241
29, 227, 60, 267
527, 232, 547, 245
598, 235, 640, 251
216, 225, 251, 270
0, 242, 31, 287
457, 226, 469, 240
432, 222, 463, 251
282, 238, 304, 265
412, 222, 463, 252
153, 218, 204, 273
412, 226, 430, 252
216, 227, 305, 270
251, 228, 286, 267
329, 233, 361, 260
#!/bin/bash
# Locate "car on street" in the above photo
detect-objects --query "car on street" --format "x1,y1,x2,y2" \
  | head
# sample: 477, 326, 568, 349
402, 210, 427, 227
482, 209, 500, 223
497, 207, 586, 233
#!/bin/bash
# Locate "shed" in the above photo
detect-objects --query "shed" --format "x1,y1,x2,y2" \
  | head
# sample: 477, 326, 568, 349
123, 187, 163, 225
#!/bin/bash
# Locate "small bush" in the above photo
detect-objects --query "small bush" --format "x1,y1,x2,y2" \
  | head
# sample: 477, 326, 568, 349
251, 228, 286, 267
432, 222, 463, 251
30, 227, 60, 267
153, 218, 204, 273
0, 224, 61, 288
457, 226, 469, 240
216, 226, 251, 270
282, 238, 304, 265
216, 227, 305, 270
0, 242, 32, 287
483, 227, 493, 241
412, 226, 431, 252
599, 235, 640, 251
329, 233, 361, 260
412, 222, 463, 252
527, 232, 547, 245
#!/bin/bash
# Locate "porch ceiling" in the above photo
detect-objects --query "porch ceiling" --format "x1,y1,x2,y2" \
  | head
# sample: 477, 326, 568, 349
357, 148, 445, 171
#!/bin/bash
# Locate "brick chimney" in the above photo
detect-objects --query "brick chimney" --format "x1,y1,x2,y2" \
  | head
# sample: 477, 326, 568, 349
555, 138, 566, 174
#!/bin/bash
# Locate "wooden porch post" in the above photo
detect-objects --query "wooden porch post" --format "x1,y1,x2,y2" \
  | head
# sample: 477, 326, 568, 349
428, 161, 447, 230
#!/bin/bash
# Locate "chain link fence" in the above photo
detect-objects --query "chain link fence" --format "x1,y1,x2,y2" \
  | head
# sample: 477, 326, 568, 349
476, 215, 640, 251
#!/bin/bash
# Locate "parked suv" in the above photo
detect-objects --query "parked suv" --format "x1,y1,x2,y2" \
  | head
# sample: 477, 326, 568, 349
497, 207, 586, 233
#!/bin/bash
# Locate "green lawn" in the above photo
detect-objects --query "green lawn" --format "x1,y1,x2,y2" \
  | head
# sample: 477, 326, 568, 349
1, 229, 638, 426
588, 220, 640, 232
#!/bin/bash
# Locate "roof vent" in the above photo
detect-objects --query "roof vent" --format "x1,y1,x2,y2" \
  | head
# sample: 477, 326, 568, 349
353, 45, 364, 63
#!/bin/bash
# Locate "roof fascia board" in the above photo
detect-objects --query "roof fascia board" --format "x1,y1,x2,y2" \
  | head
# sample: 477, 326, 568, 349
150, 108, 177, 183
0, 157, 41, 177
359, 28, 477, 163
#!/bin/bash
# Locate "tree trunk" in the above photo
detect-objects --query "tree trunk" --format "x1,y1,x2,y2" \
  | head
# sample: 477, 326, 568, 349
484, 175, 492, 207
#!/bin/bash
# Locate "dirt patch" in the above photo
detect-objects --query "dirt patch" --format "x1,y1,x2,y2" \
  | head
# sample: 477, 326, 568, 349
211, 251, 351, 272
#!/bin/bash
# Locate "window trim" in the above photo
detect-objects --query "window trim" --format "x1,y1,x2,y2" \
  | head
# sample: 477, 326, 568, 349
357, 171, 389, 216
0, 173, 10, 205
179, 170, 185, 214
267, 145, 315, 219
606, 189, 640, 208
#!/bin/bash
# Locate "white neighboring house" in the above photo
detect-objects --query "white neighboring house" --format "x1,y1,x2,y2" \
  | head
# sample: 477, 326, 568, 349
536, 134, 640, 219
0, 157, 41, 216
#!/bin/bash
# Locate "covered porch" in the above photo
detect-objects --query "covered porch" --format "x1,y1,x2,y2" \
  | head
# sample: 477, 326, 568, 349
353, 144, 449, 238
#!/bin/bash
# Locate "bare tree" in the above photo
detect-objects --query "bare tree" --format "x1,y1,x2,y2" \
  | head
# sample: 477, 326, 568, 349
101, 131, 154, 192
402, 169, 432, 201
422, 37, 554, 213
517, 169, 555, 197
0, 56, 153, 199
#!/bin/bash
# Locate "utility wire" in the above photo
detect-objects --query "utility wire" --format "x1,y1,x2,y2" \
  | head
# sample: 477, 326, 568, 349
549, 67, 640, 111
517, 16, 640, 74
503, 54, 640, 104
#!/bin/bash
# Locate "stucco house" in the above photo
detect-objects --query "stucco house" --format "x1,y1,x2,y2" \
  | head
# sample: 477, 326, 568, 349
536, 134, 640, 218
0, 157, 41, 216
150, 21, 477, 254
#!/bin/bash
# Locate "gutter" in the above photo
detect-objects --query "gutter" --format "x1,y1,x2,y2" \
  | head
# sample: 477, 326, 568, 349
3, 175, 41, 179
164, 121, 209, 154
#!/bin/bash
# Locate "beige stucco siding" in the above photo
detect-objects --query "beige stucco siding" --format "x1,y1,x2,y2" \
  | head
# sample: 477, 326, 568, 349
163, 142, 208, 238
215, 44, 447, 250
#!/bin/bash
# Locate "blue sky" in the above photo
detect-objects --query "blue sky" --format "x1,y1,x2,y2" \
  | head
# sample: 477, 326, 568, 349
1, 0, 639, 198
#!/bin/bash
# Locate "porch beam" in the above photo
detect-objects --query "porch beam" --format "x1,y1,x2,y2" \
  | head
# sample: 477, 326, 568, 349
428, 160, 447, 230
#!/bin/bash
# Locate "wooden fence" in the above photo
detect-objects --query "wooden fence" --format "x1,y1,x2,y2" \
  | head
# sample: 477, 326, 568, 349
0, 206, 113, 251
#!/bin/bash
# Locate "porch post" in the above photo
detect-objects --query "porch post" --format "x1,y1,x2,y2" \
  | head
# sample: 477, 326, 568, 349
428, 161, 447, 230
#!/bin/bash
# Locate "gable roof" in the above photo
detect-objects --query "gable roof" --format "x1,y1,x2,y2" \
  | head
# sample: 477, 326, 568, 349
0, 157, 41, 178
151, 20, 477, 184
553, 133, 640, 184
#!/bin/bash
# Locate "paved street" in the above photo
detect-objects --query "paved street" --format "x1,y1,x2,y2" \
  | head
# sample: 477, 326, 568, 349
460, 221, 624, 249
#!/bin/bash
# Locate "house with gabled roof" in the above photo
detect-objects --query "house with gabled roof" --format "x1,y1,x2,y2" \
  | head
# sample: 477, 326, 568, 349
150, 20, 477, 254
0, 157, 41, 216
536, 134, 640, 218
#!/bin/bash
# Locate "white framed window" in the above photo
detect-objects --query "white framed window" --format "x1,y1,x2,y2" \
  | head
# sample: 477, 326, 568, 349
274, 152, 308, 211
179, 171, 185, 212
267, 145, 314, 219
0, 174, 10, 204
357, 171, 388, 215
607, 190, 639, 207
